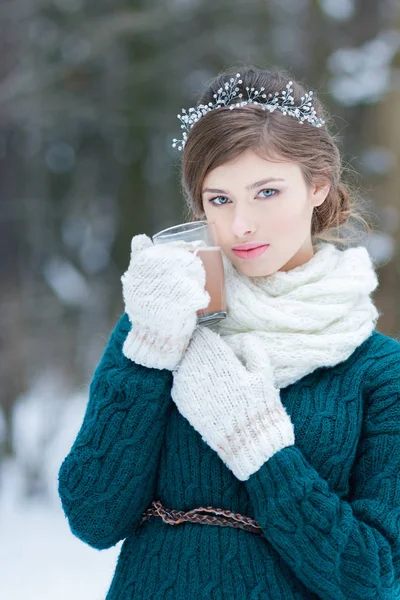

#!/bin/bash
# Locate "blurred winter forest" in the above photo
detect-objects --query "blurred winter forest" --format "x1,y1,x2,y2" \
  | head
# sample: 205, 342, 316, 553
1, 0, 400, 533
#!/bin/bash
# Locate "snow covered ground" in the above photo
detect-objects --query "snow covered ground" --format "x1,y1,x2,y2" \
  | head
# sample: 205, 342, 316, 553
0, 381, 122, 600
0, 484, 121, 600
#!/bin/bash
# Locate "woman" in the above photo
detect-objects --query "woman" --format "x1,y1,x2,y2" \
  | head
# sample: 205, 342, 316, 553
58, 66, 400, 599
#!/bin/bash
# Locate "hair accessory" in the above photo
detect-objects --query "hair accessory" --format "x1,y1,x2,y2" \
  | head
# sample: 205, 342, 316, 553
172, 73, 325, 150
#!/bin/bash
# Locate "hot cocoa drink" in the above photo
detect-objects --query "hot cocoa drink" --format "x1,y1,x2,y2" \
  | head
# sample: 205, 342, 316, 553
193, 247, 227, 320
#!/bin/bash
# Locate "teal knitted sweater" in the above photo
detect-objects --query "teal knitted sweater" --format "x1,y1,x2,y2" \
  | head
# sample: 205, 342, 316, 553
58, 313, 400, 599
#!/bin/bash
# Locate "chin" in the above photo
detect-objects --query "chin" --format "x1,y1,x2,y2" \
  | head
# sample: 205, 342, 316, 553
232, 259, 277, 277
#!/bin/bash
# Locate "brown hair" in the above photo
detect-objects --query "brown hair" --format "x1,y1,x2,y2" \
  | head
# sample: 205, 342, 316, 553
179, 65, 371, 246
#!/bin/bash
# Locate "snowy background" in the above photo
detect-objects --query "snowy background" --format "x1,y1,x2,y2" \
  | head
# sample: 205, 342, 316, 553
0, 379, 121, 600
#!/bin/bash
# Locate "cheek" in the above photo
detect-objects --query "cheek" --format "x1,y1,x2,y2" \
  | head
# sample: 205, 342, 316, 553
205, 215, 225, 246
270, 198, 312, 233
212, 224, 229, 247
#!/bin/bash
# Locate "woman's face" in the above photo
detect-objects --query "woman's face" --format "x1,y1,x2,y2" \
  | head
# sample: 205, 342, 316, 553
201, 149, 330, 276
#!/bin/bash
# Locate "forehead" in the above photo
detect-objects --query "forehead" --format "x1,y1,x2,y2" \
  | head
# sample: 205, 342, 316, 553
202, 150, 300, 189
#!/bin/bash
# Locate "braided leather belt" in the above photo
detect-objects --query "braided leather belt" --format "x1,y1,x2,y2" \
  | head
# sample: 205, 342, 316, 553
140, 500, 264, 537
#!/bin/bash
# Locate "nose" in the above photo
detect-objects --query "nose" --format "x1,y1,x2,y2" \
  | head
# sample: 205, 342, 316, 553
231, 209, 257, 238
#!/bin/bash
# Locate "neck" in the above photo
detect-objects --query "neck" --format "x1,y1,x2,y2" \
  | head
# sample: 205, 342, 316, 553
278, 240, 316, 272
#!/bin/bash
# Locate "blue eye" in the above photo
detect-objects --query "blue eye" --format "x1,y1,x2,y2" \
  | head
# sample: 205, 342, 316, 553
208, 196, 230, 206
260, 188, 278, 198
259, 188, 277, 198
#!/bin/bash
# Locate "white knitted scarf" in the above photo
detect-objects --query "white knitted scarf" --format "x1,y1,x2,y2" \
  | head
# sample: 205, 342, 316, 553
209, 242, 380, 389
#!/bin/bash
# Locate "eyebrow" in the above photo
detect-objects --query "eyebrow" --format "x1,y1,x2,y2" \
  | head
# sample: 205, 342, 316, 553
202, 177, 286, 195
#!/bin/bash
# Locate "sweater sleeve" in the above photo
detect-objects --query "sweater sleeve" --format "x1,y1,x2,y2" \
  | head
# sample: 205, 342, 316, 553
245, 337, 400, 600
58, 312, 173, 550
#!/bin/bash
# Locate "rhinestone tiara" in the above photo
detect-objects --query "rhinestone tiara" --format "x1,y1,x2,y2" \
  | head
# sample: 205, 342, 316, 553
172, 73, 325, 151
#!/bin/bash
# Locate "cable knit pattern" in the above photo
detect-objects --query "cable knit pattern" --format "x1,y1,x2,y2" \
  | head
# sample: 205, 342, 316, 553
58, 313, 400, 599
58, 315, 174, 549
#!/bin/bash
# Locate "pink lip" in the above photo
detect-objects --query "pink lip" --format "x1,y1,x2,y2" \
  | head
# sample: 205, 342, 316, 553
232, 244, 270, 260
232, 242, 269, 250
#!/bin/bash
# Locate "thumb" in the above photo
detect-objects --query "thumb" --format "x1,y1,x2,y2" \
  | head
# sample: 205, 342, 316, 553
129, 233, 153, 257
240, 335, 273, 375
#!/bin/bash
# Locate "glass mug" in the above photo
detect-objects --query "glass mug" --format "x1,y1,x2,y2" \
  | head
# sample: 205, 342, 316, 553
152, 221, 227, 326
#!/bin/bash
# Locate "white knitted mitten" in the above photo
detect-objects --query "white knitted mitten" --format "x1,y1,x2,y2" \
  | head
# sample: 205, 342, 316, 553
171, 326, 295, 481
121, 234, 210, 370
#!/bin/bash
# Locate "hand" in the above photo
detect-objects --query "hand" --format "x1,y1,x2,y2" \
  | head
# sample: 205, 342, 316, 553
121, 234, 210, 370
171, 326, 295, 480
